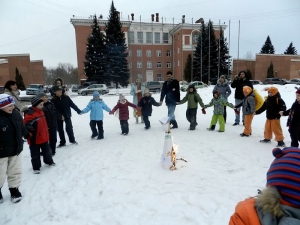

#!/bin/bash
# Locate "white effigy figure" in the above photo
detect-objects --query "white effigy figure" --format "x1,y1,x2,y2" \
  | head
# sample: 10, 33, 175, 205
159, 117, 186, 170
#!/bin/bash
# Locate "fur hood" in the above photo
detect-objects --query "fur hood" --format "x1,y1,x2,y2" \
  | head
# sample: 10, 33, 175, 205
216, 79, 229, 86
53, 77, 64, 86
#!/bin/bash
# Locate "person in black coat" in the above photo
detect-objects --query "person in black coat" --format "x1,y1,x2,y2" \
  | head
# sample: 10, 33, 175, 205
0, 94, 30, 203
138, 89, 160, 129
230, 70, 253, 126
159, 71, 180, 129
51, 85, 81, 147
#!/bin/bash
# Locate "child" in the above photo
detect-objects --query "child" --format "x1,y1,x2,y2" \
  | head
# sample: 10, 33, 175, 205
0, 94, 30, 203
137, 89, 160, 130
279, 88, 300, 147
255, 86, 286, 147
24, 96, 55, 174
109, 94, 139, 135
235, 86, 255, 137
81, 91, 111, 139
204, 90, 235, 132
178, 84, 206, 130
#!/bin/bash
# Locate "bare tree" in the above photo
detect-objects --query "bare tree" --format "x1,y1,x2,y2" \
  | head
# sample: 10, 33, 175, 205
244, 51, 254, 60
44, 63, 78, 85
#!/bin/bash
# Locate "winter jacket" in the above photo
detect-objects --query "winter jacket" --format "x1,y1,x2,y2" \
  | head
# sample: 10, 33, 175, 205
160, 79, 180, 105
213, 79, 231, 100
235, 92, 255, 115
231, 77, 253, 100
138, 95, 160, 117
24, 107, 49, 145
0, 109, 29, 158
51, 94, 81, 119
111, 100, 138, 120
180, 88, 205, 109
42, 101, 58, 128
4, 89, 22, 111
130, 83, 146, 105
282, 100, 300, 128
205, 95, 234, 115
255, 93, 286, 120
229, 187, 300, 225
81, 98, 111, 121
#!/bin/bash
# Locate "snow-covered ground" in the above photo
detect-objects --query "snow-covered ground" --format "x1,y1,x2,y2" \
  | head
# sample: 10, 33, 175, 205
1, 84, 297, 225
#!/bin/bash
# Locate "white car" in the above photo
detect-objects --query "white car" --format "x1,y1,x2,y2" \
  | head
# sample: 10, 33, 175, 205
78, 84, 109, 96
180, 81, 207, 92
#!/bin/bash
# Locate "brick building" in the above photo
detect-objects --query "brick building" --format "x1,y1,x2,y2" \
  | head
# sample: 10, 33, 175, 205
70, 14, 225, 83
0, 54, 44, 87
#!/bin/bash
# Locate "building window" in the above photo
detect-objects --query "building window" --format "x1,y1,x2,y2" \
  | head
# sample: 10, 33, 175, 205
157, 74, 162, 81
166, 50, 171, 57
177, 60, 180, 66
166, 62, 171, 68
155, 32, 160, 43
156, 50, 161, 57
147, 61, 152, 68
146, 32, 152, 43
137, 32, 143, 43
193, 34, 199, 43
137, 61, 142, 68
146, 50, 151, 57
163, 33, 169, 44
157, 62, 162, 68
128, 63, 132, 68
137, 50, 142, 57
129, 31, 134, 43
128, 50, 132, 57
177, 48, 180, 54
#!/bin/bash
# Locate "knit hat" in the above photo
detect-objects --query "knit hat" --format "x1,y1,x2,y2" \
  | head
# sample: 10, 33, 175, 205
243, 86, 252, 95
31, 96, 43, 107
0, 94, 15, 109
296, 89, 300, 95
36, 92, 47, 98
264, 86, 278, 96
52, 85, 62, 92
267, 147, 300, 207
93, 91, 100, 98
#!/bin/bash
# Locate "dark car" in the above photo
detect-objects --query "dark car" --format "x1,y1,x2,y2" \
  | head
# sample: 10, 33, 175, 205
289, 79, 300, 85
0, 86, 4, 94
263, 78, 286, 85
144, 81, 162, 92
250, 80, 262, 85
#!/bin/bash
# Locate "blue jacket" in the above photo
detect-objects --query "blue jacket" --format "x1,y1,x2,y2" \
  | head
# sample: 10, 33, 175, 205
81, 99, 111, 121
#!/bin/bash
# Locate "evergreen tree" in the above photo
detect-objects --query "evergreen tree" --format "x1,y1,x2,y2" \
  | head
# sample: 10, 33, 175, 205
193, 20, 206, 82
284, 42, 297, 55
105, 1, 130, 88
184, 54, 192, 82
15, 67, 26, 90
217, 29, 231, 76
267, 61, 274, 78
260, 36, 275, 54
83, 15, 108, 84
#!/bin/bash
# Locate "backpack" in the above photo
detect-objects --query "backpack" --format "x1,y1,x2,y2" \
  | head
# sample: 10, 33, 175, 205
253, 89, 264, 111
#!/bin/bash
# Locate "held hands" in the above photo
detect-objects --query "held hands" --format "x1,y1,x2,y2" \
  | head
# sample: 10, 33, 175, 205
234, 109, 240, 115
278, 111, 283, 116
135, 90, 141, 94
136, 106, 141, 110
201, 109, 206, 114
109, 111, 114, 115
159, 101, 163, 106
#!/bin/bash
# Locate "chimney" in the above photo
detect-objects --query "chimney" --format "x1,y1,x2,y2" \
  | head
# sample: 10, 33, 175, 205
99, 14, 103, 19
151, 14, 154, 22
131, 13, 134, 21
156, 13, 159, 22
182, 15, 185, 23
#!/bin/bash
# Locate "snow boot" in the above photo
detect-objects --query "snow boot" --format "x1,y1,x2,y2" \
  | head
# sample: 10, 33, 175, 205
97, 133, 104, 140
207, 125, 215, 131
277, 140, 285, 147
240, 133, 249, 137
260, 139, 271, 143
0, 188, 3, 203
232, 122, 239, 126
91, 133, 98, 139
9, 187, 22, 203
57, 143, 66, 148
170, 120, 178, 129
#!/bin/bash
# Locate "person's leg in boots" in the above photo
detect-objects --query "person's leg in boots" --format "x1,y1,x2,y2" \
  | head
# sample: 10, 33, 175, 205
207, 115, 218, 130
186, 108, 191, 124
48, 126, 57, 155
41, 142, 55, 166
233, 99, 242, 125
272, 119, 285, 146
57, 119, 66, 146
30, 144, 42, 173
241, 114, 253, 136
96, 120, 104, 139
218, 115, 225, 132
168, 104, 178, 129
64, 117, 76, 144
144, 116, 150, 129
260, 119, 272, 143
189, 108, 197, 130
0, 157, 9, 203
120, 120, 125, 134
289, 127, 299, 147
90, 120, 98, 138
123, 120, 129, 134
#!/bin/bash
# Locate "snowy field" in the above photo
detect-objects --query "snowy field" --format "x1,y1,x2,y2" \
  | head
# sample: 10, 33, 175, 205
0, 83, 298, 225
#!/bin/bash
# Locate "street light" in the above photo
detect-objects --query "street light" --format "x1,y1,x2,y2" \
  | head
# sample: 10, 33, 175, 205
190, 29, 200, 82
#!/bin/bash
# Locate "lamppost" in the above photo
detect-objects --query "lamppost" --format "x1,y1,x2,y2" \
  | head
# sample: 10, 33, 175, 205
190, 29, 200, 82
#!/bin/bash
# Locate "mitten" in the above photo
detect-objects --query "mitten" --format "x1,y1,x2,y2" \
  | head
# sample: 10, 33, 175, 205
201, 109, 206, 114
234, 109, 240, 115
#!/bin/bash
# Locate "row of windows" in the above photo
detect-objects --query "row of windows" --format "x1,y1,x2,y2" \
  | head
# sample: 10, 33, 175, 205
137, 74, 163, 81
129, 50, 171, 57
129, 61, 179, 68
129, 31, 169, 44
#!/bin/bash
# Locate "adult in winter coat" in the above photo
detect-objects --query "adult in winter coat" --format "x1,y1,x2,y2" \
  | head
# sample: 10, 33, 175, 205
4, 80, 22, 112
228, 147, 300, 225
110, 94, 139, 135
213, 75, 231, 122
231, 71, 253, 126
81, 91, 111, 140
36, 92, 58, 156
51, 85, 82, 147
279, 88, 300, 147
235, 86, 255, 137
130, 78, 145, 123
160, 71, 180, 129
255, 86, 286, 147
49, 77, 67, 96
0, 94, 30, 203
178, 85, 205, 130
24, 97, 55, 174
137, 89, 160, 130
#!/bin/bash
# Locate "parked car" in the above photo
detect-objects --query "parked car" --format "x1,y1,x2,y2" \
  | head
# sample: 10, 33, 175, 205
263, 78, 286, 85
144, 81, 162, 92
71, 85, 81, 92
0, 86, 4, 94
26, 84, 45, 95
289, 78, 300, 85
78, 84, 109, 95
250, 80, 262, 85
83, 81, 97, 88
181, 81, 207, 92
179, 81, 188, 86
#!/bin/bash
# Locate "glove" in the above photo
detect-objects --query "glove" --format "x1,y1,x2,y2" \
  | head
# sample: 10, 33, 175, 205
109, 111, 114, 115
234, 109, 240, 115
201, 109, 206, 114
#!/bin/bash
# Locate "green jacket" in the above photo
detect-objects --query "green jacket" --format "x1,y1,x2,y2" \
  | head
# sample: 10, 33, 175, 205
205, 95, 234, 115
180, 92, 205, 109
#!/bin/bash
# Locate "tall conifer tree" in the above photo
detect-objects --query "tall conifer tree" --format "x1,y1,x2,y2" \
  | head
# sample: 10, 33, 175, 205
15, 67, 26, 90
284, 42, 297, 55
260, 36, 275, 54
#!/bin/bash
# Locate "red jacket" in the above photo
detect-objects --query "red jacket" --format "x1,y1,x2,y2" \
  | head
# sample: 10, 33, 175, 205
24, 107, 49, 145
111, 100, 137, 120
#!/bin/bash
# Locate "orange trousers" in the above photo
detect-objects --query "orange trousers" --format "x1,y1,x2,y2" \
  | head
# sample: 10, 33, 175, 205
243, 114, 254, 136
264, 119, 284, 141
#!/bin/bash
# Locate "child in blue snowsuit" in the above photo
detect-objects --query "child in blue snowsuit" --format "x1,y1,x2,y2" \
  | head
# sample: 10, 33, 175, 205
81, 91, 111, 140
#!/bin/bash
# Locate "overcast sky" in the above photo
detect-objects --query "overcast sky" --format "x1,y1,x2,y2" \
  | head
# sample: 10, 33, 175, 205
0, 0, 299, 68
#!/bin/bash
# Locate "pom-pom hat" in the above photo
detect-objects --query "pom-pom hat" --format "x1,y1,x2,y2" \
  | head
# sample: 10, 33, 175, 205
0, 94, 15, 109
